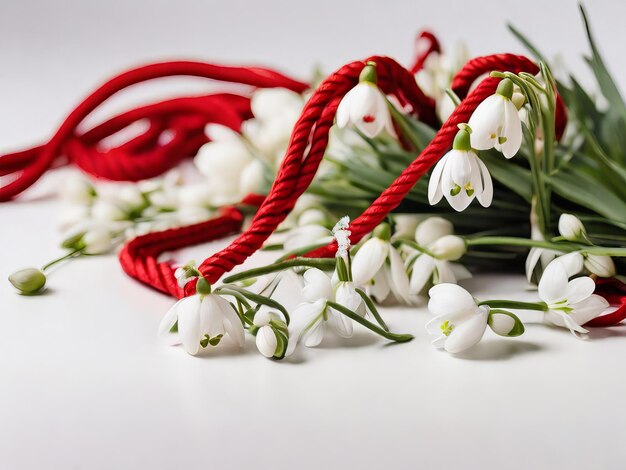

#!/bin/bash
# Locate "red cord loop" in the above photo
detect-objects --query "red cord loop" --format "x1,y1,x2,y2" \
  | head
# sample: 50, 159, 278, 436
0, 61, 308, 201
585, 278, 626, 327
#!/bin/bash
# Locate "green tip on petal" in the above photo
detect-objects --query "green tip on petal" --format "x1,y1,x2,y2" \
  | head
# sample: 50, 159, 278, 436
9, 268, 47, 295
496, 78, 514, 100
452, 127, 472, 151
359, 64, 378, 84
195, 276, 212, 295
373, 222, 391, 241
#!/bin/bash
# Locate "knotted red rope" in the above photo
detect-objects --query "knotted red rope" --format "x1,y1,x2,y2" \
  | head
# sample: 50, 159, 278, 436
0, 61, 308, 201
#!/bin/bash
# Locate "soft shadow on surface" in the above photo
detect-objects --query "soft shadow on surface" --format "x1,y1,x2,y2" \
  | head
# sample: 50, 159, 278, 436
587, 325, 626, 340
315, 331, 380, 349
454, 339, 544, 361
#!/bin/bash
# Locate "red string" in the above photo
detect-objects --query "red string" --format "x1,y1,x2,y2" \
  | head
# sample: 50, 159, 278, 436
585, 278, 626, 327
0, 61, 308, 201
409, 30, 442, 74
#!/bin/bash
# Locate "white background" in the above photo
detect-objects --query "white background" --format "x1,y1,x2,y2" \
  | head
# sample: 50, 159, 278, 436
1, 1, 626, 469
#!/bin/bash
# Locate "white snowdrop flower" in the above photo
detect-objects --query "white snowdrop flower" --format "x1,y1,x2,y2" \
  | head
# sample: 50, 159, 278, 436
336, 64, 396, 138
91, 199, 127, 222
558, 213, 587, 242
426, 283, 489, 354
428, 125, 493, 212
194, 135, 254, 204
288, 269, 357, 350
253, 307, 288, 359
177, 183, 214, 209
468, 78, 523, 159
158, 284, 245, 355
298, 208, 329, 227
409, 218, 470, 294
59, 172, 95, 204
538, 258, 609, 336
82, 227, 116, 255
117, 185, 145, 211
391, 214, 424, 241
351, 224, 410, 303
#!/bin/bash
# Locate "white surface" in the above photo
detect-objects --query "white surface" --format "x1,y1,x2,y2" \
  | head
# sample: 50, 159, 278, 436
2, 1, 626, 469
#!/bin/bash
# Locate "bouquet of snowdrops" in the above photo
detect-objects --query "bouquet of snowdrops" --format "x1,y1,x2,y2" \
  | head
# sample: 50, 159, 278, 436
9, 6, 626, 359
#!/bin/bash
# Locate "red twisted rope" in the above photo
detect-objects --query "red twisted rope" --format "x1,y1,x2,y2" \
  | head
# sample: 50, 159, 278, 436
586, 277, 626, 327
117, 56, 435, 294
409, 30, 442, 74
0, 61, 308, 201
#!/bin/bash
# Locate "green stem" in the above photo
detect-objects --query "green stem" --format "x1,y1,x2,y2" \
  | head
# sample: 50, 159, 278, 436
355, 288, 389, 331
467, 236, 626, 258
326, 301, 413, 342
467, 236, 578, 251
479, 300, 548, 311
223, 258, 336, 284
41, 248, 84, 272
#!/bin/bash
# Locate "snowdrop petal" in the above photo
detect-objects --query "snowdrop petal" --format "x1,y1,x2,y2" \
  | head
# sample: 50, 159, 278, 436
415, 217, 453, 247
214, 295, 245, 347
426, 315, 446, 335
525, 247, 543, 283
570, 294, 609, 326
177, 296, 203, 355
368, 269, 391, 302
428, 154, 449, 205
500, 99, 523, 158
432, 334, 448, 349
303, 317, 325, 347
474, 154, 493, 207
327, 308, 353, 338
351, 238, 389, 285
204, 295, 225, 340
302, 268, 333, 302
428, 283, 477, 317
565, 276, 596, 304
449, 150, 471, 186
468, 95, 503, 150
388, 247, 411, 303
444, 307, 488, 354
335, 282, 362, 312
158, 299, 182, 337
538, 260, 569, 304
434, 260, 457, 284
256, 325, 278, 358
409, 254, 436, 294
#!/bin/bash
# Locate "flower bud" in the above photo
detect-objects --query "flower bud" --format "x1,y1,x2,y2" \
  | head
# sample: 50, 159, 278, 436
60, 174, 96, 204
392, 214, 422, 240
254, 309, 288, 359
584, 254, 615, 278
415, 217, 453, 247
488, 311, 524, 337
558, 214, 587, 242
299, 208, 328, 227
9, 268, 46, 295
430, 235, 466, 261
